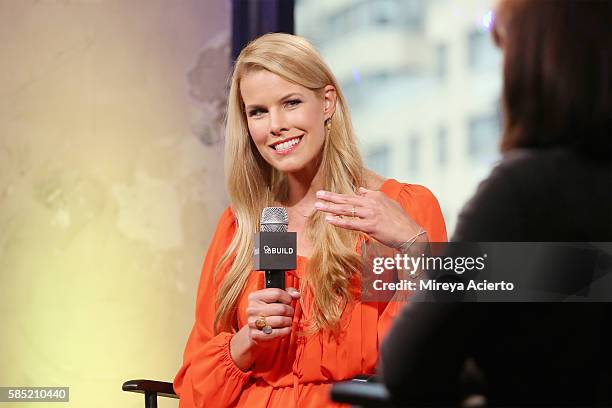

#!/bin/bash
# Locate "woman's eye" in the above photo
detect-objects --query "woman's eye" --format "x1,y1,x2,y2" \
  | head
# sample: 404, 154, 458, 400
286, 99, 302, 108
248, 109, 265, 117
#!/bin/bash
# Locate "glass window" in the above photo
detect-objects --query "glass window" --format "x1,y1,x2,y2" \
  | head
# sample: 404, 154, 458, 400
371, 0, 394, 26
436, 43, 448, 79
408, 134, 421, 175
400, 0, 425, 30
468, 28, 500, 71
296, 0, 501, 232
366, 145, 391, 176
437, 126, 448, 166
468, 112, 501, 164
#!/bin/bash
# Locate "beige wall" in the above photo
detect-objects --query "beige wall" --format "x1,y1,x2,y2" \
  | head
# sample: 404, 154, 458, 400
0, 1, 230, 407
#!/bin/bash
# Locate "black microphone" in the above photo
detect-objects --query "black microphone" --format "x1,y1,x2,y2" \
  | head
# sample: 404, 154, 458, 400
253, 207, 297, 289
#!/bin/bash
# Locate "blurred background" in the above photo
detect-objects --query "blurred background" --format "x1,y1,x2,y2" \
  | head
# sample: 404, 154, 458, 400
297, 0, 501, 231
0, 0, 499, 407
0, 1, 229, 407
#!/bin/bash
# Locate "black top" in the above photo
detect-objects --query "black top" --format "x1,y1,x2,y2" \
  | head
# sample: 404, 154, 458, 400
380, 148, 612, 407
454, 148, 612, 241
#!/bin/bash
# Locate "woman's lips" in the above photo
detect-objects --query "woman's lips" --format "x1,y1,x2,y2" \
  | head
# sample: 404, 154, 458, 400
271, 136, 303, 155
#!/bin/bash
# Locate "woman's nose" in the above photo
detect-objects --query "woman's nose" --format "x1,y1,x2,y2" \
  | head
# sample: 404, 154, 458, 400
269, 110, 289, 136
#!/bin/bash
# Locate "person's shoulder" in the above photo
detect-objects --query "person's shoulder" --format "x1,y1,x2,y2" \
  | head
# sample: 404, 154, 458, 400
364, 167, 443, 218
202, 206, 237, 271
364, 170, 386, 190
495, 147, 583, 177
480, 148, 577, 196
365, 170, 439, 203
380, 179, 444, 216
501, 148, 545, 164
211, 206, 237, 240
385, 180, 447, 241
382, 179, 441, 207
470, 149, 543, 192
399, 183, 439, 202
218, 206, 236, 223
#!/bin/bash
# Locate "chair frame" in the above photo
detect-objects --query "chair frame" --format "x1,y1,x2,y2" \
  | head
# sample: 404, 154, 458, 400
122, 379, 177, 408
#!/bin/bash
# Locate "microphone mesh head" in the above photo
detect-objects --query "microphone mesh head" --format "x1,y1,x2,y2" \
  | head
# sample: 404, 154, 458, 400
261, 207, 289, 232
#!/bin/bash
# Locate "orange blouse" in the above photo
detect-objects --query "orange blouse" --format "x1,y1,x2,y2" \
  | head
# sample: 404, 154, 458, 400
174, 179, 447, 408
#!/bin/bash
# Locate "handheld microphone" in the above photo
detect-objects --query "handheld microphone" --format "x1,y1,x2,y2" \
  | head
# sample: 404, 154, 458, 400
253, 207, 297, 289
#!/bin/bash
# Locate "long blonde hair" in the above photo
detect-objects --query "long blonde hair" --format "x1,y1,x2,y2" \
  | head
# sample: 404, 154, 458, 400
215, 33, 366, 334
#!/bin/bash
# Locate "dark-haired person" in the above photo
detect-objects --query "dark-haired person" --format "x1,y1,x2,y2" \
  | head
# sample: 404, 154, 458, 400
380, 0, 611, 406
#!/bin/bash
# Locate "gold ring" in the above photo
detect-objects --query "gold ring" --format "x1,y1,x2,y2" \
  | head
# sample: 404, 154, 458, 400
255, 317, 267, 330
350, 206, 356, 217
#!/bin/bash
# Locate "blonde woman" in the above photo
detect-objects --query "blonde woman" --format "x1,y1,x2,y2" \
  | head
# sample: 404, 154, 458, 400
174, 33, 447, 408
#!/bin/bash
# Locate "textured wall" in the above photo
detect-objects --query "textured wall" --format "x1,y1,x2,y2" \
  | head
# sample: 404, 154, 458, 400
0, 1, 230, 407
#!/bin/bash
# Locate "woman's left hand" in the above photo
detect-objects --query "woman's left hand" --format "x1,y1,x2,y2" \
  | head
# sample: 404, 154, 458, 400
314, 187, 426, 249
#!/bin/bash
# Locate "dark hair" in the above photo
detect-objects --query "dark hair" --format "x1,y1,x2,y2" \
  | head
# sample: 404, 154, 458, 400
493, 0, 610, 159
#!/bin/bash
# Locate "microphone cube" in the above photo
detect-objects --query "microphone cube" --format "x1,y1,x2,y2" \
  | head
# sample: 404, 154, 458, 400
253, 232, 297, 271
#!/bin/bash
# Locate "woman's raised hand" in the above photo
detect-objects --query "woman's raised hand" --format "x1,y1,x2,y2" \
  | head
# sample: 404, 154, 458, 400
314, 187, 426, 248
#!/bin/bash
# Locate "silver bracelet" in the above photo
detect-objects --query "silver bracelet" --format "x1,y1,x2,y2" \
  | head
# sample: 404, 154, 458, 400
396, 229, 427, 253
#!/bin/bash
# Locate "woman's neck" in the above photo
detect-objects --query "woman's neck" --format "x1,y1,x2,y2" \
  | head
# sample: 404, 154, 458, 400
284, 162, 324, 208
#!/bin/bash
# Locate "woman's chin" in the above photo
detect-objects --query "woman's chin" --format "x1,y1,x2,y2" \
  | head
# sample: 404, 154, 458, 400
262, 149, 322, 176
268, 159, 311, 175
274, 163, 306, 174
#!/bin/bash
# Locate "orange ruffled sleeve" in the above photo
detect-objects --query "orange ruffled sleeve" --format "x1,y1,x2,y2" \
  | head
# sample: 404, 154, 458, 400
396, 183, 447, 243
174, 181, 447, 408
173, 207, 251, 408
376, 181, 448, 341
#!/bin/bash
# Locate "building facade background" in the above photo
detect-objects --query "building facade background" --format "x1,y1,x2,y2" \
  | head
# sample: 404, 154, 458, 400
297, 0, 502, 232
